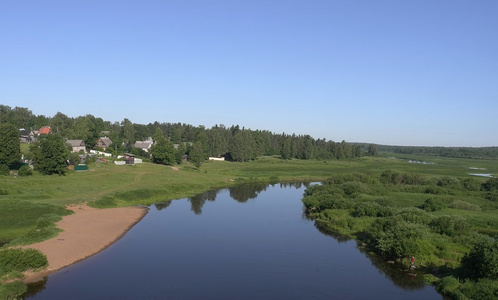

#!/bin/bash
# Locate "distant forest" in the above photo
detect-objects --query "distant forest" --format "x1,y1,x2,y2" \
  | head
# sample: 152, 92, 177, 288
1, 105, 497, 161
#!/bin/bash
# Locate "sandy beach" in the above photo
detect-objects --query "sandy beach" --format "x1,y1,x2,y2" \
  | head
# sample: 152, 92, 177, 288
22, 203, 148, 283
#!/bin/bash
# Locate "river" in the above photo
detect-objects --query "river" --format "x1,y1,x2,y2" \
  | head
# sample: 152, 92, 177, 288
26, 183, 442, 299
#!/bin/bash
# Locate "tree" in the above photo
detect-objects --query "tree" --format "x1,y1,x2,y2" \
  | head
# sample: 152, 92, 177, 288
189, 141, 205, 168
122, 118, 135, 146
230, 130, 256, 162
0, 123, 21, 168
150, 128, 175, 165
368, 144, 378, 156
35, 134, 69, 175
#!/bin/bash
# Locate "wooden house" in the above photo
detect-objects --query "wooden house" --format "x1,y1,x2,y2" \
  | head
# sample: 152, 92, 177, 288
66, 140, 86, 153
96, 137, 113, 150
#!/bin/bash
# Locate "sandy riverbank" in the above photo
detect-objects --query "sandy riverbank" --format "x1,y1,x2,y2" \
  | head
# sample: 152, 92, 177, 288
22, 203, 148, 283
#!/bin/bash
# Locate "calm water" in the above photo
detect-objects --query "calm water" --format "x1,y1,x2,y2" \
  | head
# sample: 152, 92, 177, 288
26, 183, 442, 299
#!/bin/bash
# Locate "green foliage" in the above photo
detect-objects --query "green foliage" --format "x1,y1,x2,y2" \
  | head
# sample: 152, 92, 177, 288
459, 278, 498, 300
0, 123, 21, 168
460, 178, 481, 191
420, 198, 446, 212
372, 220, 434, 259
18, 165, 33, 176
35, 134, 69, 175
0, 281, 28, 300
449, 199, 481, 212
341, 181, 370, 196
482, 178, 498, 192
352, 202, 392, 217
0, 164, 9, 176
436, 276, 464, 298
189, 141, 205, 168
461, 237, 498, 280
0, 201, 70, 246
92, 195, 118, 208
0, 248, 47, 273
150, 128, 175, 165
430, 215, 471, 237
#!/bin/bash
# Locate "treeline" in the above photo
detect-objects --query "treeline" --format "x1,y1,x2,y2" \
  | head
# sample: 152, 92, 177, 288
377, 144, 498, 159
0, 105, 364, 162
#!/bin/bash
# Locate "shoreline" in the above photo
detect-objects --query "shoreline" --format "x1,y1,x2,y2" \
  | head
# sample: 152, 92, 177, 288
22, 203, 149, 283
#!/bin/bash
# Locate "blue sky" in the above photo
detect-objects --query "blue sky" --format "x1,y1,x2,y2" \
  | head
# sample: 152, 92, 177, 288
1, 1, 497, 147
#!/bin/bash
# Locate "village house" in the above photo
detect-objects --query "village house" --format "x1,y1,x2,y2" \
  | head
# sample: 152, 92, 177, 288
19, 129, 36, 143
134, 137, 154, 152
96, 137, 113, 150
66, 139, 86, 153
38, 126, 51, 135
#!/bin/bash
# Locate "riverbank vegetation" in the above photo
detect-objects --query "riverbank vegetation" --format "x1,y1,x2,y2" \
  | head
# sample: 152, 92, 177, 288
302, 170, 498, 299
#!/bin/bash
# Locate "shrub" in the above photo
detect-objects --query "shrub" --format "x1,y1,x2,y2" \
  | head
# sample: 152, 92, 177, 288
91, 195, 118, 208
436, 276, 463, 297
459, 278, 498, 300
461, 237, 498, 280
420, 198, 446, 212
461, 178, 481, 191
18, 165, 33, 176
0, 281, 28, 300
341, 181, 369, 196
393, 208, 433, 225
482, 178, 498, 192
424, 185, 447, 195
0, 248, 48, 273
0, 164, 9, 176
437, 176, 461, 189
351, 202, 392, 218
485, 191, 498, 202
449, 199, 481, 212
430, 215, 471, 237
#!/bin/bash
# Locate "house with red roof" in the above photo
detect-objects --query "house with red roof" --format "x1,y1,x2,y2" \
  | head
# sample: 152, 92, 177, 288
38, 126, 51, 135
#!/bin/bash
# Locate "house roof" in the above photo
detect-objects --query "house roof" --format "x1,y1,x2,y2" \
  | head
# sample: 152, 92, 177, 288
19, 129, 31, 136
38, 126, 51, 134
134, 140, 153, 149
66, 140, 85, 147
98, 137, 113, 147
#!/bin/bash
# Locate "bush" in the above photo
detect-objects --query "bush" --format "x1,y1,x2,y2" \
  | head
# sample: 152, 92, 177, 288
485, 191, 498, 202
449, 199, 481, 212
459, 278, 498, 300
341, 181, 369, 196
430, 215, 471, 237
461, 178, 481, 191
18, 165, 33, 176
91, 195, 118, 208
393, 208, 433, 225
0, 248, 48, 273
420, 198, 446, 212
369, 219, 433, 259
0, 281, 28, 300
0, 164, 9, 176
461, 237, 498, 280
437, 176, 461, 189
351, 202, 392, 218
436, 276, 463, 298
482, 178, 498, 192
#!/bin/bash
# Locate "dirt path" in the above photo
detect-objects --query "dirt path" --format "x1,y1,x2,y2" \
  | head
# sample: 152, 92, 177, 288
22, 203, 148, 283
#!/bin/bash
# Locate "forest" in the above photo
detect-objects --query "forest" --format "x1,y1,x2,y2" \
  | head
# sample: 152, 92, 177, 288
2, 105, 497, 168
0, 105, 363, 165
